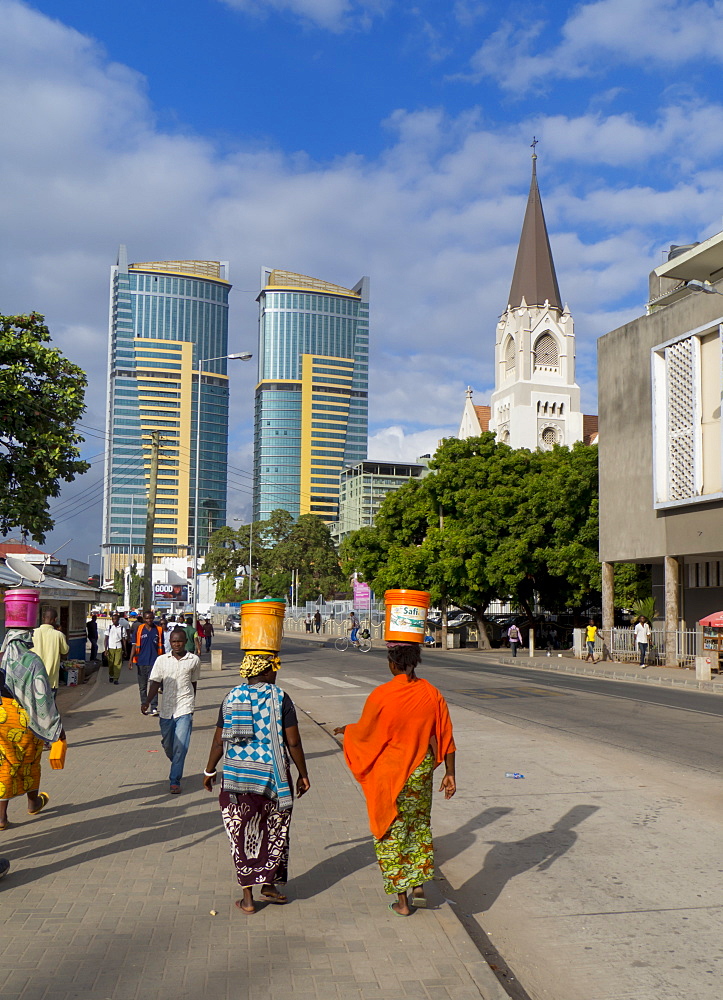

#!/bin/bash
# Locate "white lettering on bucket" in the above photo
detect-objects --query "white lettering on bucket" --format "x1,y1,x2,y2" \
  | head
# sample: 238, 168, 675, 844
389, 605, 426, 636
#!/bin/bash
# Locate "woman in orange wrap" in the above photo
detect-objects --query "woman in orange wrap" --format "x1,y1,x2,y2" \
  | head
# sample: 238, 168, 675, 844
334, 641, 456, 915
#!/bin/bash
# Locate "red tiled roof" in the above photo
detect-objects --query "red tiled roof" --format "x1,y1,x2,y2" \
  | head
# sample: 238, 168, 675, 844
474, 404, 491, 432
583, 413, 598, 445
0, 542, 48, 558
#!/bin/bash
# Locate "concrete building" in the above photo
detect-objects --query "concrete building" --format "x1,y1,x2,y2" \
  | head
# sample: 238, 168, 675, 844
330, 460, 427, 545
598, 229, 723, 659
460, 154, 597, 448
253, 269, 369, 523
101, 249, 232, 585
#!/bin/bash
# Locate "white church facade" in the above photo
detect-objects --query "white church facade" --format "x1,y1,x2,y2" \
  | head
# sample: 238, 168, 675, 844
459, 154, 597, 448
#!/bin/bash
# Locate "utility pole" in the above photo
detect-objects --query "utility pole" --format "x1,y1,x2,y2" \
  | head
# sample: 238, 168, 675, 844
143, 431, 163, 611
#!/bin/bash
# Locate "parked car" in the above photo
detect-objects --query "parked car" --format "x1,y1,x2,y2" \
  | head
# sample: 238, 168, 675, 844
224, 614, 241, 632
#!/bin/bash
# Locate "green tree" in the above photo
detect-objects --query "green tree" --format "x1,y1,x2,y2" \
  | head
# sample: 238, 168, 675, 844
341, 433, 601, 647
204, 524, 253, 602
113, 569, 124, 595
128, 561, 143, 609
0, 313, 89, 541
266, 514, 345, 603
205, 510, 342, 605
614, 563, 652, 608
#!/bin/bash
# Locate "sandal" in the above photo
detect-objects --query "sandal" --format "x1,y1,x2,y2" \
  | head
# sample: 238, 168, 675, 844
235, 899, 256, 914
28, 792, 50, 816
261, 887, 288, 904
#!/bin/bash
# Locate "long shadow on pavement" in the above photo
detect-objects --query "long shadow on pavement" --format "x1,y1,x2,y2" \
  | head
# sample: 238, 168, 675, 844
448, 803, 600, 913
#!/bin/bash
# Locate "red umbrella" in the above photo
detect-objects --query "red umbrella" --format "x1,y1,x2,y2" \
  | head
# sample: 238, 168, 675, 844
699, 611, 723, 626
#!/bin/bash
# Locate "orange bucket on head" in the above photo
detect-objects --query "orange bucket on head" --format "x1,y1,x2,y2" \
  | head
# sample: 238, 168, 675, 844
239, 599, 286, 653
384, 589, 431, 643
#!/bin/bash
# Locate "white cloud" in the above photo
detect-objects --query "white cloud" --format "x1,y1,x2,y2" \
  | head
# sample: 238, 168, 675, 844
368, 425, 454, 462
6, 1, 723, 553
466, 0, 723, 93
218, 0, 387, 31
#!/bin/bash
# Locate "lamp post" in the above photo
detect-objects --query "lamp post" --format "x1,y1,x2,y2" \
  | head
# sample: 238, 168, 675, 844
87, 552, 100, 585
686, 280, 723, 296
192, 351, 252, 627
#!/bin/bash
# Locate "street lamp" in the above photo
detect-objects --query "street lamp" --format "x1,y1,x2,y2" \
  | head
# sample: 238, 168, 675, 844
192, 351, 253, 627
87, 552, 100, 584
686, 280, 723, 296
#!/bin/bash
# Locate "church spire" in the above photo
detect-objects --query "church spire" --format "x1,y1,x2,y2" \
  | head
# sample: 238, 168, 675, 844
507, 145, 562, 311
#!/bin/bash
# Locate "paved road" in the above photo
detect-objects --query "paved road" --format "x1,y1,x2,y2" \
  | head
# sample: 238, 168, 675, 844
0, 640, 505, 1000
285, 636, 723, 774
272, 634, 723, 1000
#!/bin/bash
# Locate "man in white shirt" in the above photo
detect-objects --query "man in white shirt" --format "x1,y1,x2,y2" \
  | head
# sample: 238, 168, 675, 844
633, 616, 652, 668
142, 627, 201, 793
104, 612, 129, 684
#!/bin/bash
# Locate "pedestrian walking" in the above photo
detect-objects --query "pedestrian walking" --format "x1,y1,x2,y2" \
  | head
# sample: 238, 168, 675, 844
334, 641, 456, 915
195, 618, 206, 652
131, 611, 164, 714
305, 614, 312, 633
634, 616, 651, 668
32, 610, 69, 693
142, 628, 201, 794
507, 623, 523, 657
118, 613, 132, 660
314, 610, 322, 634
180, 615, 201, 656
86, 613, 99, 663
203, 652, 310, 913
104, 612, 128, 684
203, 618, 214, 653
0, 628, 64, 830
585, 619, 598, 662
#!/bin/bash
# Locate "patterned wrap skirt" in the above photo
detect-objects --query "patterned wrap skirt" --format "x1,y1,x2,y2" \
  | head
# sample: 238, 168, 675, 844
0, 697, 44, 800
373, 750, 435, 894
220, 789, 291, 888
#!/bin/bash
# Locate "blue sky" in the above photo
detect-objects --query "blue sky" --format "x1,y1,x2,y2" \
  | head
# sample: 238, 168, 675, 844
3, 0, 723, 563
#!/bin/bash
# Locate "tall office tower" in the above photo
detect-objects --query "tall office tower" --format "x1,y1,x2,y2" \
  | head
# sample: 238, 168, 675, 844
253, 269, 369, 523
101, 247, 232, 584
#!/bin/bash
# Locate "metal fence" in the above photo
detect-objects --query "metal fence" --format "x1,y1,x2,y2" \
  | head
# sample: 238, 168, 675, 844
596, 628, 699, 667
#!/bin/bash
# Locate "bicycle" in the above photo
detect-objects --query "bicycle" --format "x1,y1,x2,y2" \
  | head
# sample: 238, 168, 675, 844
335, 628, 372, 653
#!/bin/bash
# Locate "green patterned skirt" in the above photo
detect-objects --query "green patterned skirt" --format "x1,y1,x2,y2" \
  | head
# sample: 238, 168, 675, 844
373, 751, 435, 894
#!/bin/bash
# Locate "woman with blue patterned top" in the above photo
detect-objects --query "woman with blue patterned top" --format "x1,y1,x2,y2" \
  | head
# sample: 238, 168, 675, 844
203, 652, 310, 913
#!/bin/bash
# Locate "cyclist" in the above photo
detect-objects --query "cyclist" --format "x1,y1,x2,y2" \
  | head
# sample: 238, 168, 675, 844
348, 611, 360, 646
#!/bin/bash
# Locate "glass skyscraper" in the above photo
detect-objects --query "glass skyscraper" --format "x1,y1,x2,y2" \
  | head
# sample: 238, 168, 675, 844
101, 247, 231, 583
253, 269, 369, 522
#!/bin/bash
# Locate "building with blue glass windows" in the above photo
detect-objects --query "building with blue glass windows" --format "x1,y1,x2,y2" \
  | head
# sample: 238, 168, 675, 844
253, 269, 369, 523
101, 247, 231, 584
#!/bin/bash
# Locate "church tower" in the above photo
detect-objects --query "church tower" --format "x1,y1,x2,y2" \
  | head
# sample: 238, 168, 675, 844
489, 151, 584, 450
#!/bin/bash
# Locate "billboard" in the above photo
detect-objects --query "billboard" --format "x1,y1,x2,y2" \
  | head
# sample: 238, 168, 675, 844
153, 583, 188, 603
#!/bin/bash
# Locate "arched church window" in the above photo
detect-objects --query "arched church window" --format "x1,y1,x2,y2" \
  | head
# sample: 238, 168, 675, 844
504, 336, 515, 378
534, 332, 559, 371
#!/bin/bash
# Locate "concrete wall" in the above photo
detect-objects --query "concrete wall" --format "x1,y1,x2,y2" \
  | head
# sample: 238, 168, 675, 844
598, 290, 723, 564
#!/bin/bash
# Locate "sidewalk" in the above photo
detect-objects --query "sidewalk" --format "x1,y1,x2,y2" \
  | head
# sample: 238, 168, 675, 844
286, 628, 723, 695
1, 661, 505, 1000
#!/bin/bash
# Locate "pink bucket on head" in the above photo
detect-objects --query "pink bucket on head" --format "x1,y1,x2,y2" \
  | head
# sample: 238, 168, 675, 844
2, 589, 41, 629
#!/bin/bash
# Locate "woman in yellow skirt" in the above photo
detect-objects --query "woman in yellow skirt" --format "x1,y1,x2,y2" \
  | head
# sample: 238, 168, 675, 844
0, 628, 63, 830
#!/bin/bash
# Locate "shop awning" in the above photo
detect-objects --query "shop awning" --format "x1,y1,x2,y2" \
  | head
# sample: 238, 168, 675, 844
699, 611, 723, 626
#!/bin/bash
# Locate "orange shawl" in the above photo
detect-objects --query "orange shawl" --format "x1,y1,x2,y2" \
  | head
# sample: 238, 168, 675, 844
343, 674, 456, 839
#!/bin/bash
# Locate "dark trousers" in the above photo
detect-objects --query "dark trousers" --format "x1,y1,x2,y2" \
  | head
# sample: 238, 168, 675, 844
137, 664, 158, 710
638, 642, 648, 666
88, 641, 98, 661
511, 641, 520, 657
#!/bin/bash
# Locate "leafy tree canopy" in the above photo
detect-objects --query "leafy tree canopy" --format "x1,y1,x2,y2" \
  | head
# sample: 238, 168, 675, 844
340, 433, 601, 646
0, 313, 89, 542
205, 510, 344, 604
